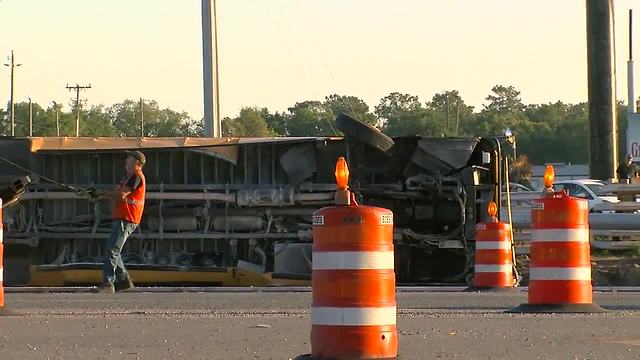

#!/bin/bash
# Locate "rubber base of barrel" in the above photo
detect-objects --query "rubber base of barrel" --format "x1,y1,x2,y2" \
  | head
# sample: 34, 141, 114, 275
506, 303, 609, 314
464, 286, 517, 292
294, 354, 397, 360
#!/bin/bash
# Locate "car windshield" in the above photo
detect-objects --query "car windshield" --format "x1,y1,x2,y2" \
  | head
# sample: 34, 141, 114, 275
584, 183, 612, 196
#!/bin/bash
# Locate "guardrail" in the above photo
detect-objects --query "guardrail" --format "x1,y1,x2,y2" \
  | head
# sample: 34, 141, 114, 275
501, 188, 640, 251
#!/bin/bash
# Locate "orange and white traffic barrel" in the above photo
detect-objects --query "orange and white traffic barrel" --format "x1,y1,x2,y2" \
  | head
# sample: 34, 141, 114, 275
510, 165, 606, 313
469, 201, 515, 291
303, 157, 398, 360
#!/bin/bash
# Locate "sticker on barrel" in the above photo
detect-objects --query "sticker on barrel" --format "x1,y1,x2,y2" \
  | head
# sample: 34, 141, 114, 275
381, 214, 393, 225
312, 215, 325, 226
531, 201, 544, 210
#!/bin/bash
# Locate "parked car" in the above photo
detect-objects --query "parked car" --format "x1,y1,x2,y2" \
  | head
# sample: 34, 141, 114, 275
506, 183, 534, 192
553, 179, 618, 211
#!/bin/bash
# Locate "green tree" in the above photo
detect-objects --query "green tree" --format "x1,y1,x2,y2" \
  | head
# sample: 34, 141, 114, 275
262, 110, 288, 136
324, 94, 377, 126
484, 85, 524, 113
426, 90, 475, 136
222, 107, 274, 137
286, 101, 337, 136
374, 92, 421, 121
108, 100, 193, 137
81, 105, 117, 136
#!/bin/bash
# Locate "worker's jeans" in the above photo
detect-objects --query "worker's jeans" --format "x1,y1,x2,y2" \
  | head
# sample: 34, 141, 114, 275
103, 220, 138, 285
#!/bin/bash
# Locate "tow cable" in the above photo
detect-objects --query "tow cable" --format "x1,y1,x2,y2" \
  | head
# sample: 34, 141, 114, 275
0, 154, 84, 193
0, 155, 89, 208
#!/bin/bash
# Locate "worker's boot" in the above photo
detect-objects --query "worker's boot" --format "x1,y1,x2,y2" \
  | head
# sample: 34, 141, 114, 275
115, 276, 134, 292
95, 283, 115, 294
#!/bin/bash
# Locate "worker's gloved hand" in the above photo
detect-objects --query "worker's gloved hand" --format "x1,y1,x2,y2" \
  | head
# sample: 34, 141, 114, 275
75, 189, 90, 198
86, 188, 106, 200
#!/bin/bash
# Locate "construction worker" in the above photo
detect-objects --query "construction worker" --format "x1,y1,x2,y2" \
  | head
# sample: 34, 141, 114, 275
85, 151, 146, 294
616, 154, 637, 184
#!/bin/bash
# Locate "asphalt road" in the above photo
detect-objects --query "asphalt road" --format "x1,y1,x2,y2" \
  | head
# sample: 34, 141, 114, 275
0, 288, 639, 360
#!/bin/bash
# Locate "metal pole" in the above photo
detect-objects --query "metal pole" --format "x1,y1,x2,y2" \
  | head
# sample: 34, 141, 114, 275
202, 0, 221, 137
28, 97, 32, 137
213, 0, 221, 134
140, 98, 145, 137
586, 0, 618, 180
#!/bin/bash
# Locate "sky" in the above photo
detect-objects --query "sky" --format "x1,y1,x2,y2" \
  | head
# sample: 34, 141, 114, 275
1, 0, 639, 121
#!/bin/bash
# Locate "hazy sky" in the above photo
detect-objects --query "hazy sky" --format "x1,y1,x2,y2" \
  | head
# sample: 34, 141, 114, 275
1, 0, 639, 120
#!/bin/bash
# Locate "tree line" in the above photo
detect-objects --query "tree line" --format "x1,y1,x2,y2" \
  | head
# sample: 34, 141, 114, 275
2, 85, 630, 164
0, 99, 203, 138
222, 85, 630, 165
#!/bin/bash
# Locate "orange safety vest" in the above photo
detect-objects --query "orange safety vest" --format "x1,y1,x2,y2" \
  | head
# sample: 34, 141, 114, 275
114, 170, 146, 224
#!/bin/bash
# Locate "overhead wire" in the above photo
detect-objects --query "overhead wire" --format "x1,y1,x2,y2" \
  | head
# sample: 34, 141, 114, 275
261, 1, 329, 135
293, 0, 366, 126
273, 1, 338, 135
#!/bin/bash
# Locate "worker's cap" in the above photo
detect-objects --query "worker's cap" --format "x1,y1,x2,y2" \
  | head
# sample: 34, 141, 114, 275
125, 150, 146, 166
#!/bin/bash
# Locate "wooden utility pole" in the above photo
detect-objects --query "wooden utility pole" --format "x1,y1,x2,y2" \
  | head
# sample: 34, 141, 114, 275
586, 0, 617, 180
139, 98, 145, 137
27, 97, 33, 136
3, 50, 22, 136
65, 83, 91, 137
52, 101, 61, 137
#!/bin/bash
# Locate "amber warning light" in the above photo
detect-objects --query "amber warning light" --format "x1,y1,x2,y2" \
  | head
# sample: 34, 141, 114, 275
335, 157, 350, 190
543, 164, 555, 189
487, 201, 498, 219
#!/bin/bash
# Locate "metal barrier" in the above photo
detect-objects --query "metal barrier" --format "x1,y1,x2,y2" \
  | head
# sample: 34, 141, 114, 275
501, 189, 640, 250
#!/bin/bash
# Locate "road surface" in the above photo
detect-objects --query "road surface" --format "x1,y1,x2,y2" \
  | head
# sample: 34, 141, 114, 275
0, 288, 639, 360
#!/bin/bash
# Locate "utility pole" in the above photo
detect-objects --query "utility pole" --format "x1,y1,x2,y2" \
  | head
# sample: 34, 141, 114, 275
628, 9, 636, 115
52, 101, 60, 137
27, 97, 33, 137
4, 50, 22, 137
202, 0, 222, 137
455, 99, 460, 136
65, 83, 91, 137
586, 0, 617, 181
445, 93, 450, 133
139, 98, 145, 137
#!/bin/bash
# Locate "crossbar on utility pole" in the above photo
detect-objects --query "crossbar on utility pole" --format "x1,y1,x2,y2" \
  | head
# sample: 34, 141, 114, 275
4, 50, 22, 137
65, 83, 91, 137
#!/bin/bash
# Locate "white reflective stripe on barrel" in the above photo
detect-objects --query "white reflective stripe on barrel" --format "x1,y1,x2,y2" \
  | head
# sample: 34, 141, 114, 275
311, 306, 397, 326
474, 264, 512, 273
0, 267, 3, 283
530, 267, 591, 281
475, 241, 511, 250
312, 251, 394, 270
0, 229, 3, 244
530, 229, 589, 243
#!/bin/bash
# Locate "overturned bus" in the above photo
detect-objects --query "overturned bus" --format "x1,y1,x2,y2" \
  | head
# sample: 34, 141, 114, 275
0, 117, 505, 286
